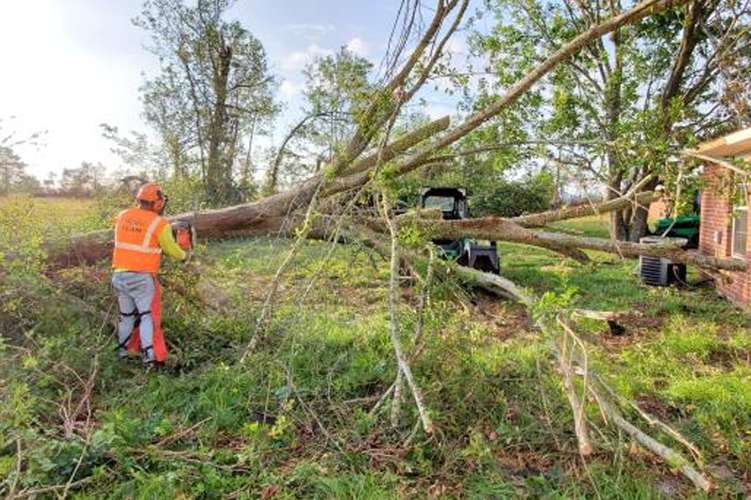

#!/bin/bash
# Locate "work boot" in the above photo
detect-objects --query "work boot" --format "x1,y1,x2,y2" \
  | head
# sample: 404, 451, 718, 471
141, 346, 156, 365
143, 360, 166, 371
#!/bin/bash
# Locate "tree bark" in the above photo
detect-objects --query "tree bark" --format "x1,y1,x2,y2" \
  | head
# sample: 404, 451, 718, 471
206, 42, 233, 202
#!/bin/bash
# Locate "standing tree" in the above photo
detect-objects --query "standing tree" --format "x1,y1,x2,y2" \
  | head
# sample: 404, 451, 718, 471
471, 0, 751, 240
42, 171, 57, 194
99, 124, 164, 179
0, 116, 45, 196
59, 162, 107, 198
264, 48, 373, 194
302, 48, 373, 162
134, 0, 277, 205
140, 65, 195, 179
0, 146, 27, 196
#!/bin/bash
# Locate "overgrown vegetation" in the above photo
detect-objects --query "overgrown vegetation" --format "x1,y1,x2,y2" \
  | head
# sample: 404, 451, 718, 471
2, 199, 750, 498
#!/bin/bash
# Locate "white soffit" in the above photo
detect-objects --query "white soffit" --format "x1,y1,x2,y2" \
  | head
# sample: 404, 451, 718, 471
696, 127, 751, 157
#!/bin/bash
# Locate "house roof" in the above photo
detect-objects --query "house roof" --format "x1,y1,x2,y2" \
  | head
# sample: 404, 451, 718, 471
695, 127, 751, 157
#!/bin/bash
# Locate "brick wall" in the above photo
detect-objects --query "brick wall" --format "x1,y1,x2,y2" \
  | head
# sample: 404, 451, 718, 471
648, 197, 669, 220
699, 163, 751, 307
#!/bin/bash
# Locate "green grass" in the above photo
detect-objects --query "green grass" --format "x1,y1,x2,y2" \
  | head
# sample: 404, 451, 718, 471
1, 200, 751, 498
548, 214, 611, 238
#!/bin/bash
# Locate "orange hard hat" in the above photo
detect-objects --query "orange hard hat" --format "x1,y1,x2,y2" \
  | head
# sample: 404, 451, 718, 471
136, 182, 164, 203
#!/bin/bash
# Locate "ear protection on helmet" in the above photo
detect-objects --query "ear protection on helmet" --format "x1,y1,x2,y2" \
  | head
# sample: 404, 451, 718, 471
153, 191, 167, 214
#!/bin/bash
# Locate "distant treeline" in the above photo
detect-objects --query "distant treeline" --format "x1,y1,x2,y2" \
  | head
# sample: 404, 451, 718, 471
1, 161, 110, 198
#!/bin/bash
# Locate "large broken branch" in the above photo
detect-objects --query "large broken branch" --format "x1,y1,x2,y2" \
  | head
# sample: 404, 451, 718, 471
527, 230, 745, 271
512, 191, 655, 228
412, 217, 745, 272
392, 212, 591, 263
329, 0, 464, 175
342, 116, 450, 176
380, 194, 434, 434
241, 207, 746, 276
682, 150, 750, 177
513, 174, 657, 227
374, 247, 702, 479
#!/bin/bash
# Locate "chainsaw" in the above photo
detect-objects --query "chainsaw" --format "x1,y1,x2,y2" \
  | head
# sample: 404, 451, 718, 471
171, 220, 197, 262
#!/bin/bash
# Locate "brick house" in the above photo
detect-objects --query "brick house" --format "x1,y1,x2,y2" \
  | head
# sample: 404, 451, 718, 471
697, 127, 751, 307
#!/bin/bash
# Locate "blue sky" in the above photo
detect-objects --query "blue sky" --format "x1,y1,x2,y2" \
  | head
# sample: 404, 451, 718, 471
0, 0, 467, 180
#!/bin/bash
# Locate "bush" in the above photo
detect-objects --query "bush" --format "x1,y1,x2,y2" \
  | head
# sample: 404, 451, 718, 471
471, 173, 554, 217
158, 175, 208, 213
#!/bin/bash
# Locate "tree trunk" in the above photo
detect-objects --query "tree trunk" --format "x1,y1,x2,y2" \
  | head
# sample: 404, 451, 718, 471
206, 44, 233, 204
626, 176, 659, 241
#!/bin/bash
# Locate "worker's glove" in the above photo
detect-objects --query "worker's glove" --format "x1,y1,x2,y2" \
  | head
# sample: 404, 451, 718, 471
177, 232, 192, 251
172, 221, 195, 251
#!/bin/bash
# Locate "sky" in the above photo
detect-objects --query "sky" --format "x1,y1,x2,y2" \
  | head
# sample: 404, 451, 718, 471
0, 0, 468, 181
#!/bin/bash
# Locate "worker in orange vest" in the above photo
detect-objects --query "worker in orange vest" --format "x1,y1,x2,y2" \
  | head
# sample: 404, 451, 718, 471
111, 182, 191, 366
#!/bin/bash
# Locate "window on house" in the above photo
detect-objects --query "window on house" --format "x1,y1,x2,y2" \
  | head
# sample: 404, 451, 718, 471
732, 182, 748, 259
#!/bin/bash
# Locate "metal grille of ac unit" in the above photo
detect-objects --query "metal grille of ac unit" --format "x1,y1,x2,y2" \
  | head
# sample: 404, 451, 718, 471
639, 236, 687, 286
640, 255, 666, 286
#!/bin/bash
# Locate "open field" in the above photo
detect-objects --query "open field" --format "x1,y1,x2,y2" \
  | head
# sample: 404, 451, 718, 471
1, 198, 750, 498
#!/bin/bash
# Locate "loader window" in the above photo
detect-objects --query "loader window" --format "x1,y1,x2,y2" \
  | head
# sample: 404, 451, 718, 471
423, 196, 455, 212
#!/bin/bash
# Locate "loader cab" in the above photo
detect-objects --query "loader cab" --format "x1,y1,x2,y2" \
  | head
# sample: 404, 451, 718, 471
419, 187, 500, 274
420, 187, 469, 220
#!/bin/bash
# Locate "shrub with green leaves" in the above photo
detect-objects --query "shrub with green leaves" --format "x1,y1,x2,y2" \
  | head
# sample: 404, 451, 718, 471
471, 172, 555, 217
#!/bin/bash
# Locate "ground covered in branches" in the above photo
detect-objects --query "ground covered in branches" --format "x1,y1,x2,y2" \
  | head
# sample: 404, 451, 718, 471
2, 198, 751, 498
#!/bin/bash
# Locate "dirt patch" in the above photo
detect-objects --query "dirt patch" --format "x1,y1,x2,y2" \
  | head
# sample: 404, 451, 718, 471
635, 394, 679, 422
621, 309, 665, 331
470, 292, 532, 341
495, 449, 555, 475
708, 347, 751, 369
655, 474, 689, 498
596, 309, 666, 352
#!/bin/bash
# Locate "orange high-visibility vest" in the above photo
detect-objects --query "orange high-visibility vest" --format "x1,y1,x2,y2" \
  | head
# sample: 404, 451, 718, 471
112, 208, 169, 273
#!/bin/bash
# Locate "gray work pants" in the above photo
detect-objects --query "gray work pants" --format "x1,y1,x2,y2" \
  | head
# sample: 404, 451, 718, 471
112, 271, 156, 363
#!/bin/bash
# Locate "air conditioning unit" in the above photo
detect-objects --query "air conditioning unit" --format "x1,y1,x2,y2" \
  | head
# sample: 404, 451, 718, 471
639, 236, 687, 286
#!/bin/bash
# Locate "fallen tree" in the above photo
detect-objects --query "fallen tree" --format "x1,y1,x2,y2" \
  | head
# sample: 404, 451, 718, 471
47, 179, 745, 275
44, 0, 717, 274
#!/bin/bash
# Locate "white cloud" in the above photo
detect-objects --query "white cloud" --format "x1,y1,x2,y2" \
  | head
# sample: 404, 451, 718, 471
281, 44, 334, 72
284, 23, 335, 42
444, 36, 468, 56
345, 37, 369, 57
279, 79, 303, 100
424, 102, 455, 120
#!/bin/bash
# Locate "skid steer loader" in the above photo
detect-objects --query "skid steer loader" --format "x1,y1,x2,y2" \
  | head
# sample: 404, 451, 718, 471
420, 187, 500, 274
